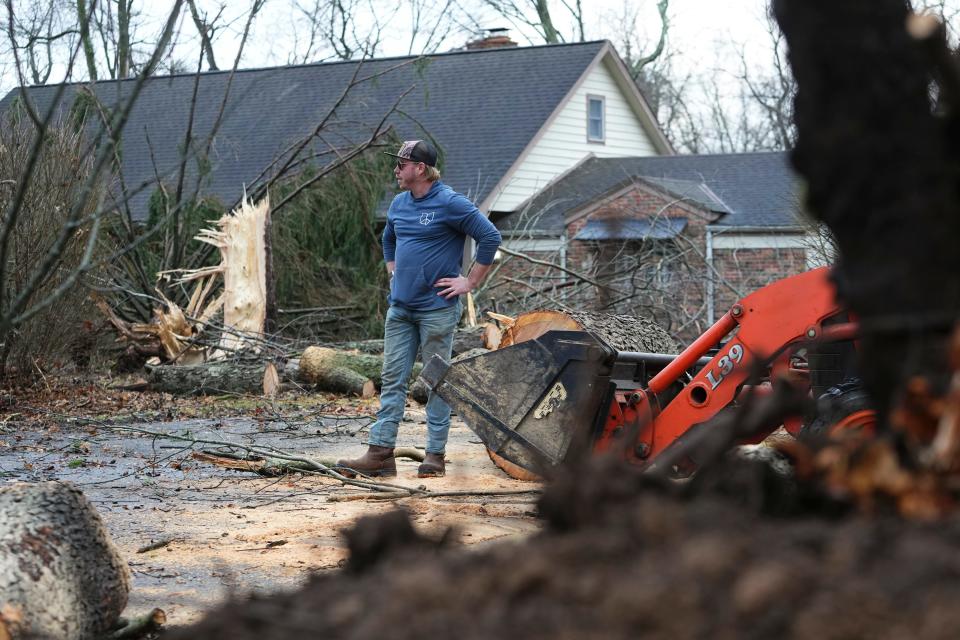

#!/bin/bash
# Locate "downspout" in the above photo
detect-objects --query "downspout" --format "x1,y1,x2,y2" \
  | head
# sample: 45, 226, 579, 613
560, 230, 568, 271
560, 230, 569, 300
706, 228, 715, 324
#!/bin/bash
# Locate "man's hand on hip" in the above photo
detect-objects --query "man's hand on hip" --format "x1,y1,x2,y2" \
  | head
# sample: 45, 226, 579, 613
434, 275, 472, 299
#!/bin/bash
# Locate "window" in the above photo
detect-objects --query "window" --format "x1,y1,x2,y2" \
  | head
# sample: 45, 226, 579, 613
587, 95, 605, 142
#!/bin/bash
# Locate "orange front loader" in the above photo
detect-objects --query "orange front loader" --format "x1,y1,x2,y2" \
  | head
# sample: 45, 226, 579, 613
420, 267, 871, 477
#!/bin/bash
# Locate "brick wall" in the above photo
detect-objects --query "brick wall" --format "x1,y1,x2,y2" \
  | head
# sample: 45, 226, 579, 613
713, 247, 809, 314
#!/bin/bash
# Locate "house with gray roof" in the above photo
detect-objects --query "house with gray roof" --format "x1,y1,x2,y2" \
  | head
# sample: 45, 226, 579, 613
490, 151, 820, 340
0, 39, 670, 222
2, 37, 815, 341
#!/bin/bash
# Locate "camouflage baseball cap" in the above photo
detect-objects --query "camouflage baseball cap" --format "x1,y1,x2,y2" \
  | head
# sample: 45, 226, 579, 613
384, 140, 438, 167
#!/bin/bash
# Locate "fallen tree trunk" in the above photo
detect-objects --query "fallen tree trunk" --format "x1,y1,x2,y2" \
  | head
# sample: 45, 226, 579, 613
300, 346, 421, 389
299, 365, 375, 398
147, 358, 376, 397
147, 361, 286, 396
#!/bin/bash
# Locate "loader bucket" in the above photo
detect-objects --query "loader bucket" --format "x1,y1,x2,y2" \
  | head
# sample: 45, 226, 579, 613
420, 330, 616, 474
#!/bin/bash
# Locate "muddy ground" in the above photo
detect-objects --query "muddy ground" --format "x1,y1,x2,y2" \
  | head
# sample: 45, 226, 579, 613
170, 454, 960, 640
0, 380, 540, 627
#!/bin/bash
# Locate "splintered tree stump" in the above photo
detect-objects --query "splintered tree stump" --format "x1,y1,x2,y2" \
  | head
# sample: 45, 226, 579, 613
488, 310, 676, 480
0, 482, 131, 640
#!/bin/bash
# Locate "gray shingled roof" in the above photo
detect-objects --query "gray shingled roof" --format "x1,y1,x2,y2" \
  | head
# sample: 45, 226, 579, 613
497, 151, 800, 232
0, 41, 606, 221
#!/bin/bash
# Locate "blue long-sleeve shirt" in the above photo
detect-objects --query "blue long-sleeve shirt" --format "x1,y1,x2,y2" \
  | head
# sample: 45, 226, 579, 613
383, 181, 501, 310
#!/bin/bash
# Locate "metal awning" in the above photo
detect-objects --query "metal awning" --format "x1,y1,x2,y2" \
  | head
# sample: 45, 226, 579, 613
573, 217, 688, 241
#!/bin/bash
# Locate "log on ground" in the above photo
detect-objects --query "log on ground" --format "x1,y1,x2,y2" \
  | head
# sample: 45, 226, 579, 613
147, 361, 285, 396
300, 346, 421, 389
0, 482, 130, 640
302, 365, 375, 398
148, 360, 376, 398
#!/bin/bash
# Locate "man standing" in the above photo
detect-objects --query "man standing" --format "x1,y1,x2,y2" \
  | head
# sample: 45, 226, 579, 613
337, 140, 501, 478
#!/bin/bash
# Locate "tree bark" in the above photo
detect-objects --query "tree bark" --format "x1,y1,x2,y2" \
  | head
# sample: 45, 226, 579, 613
75, 0, 99, 81
146, 359, 376, 397
0, 482, 130, 640
300, 346, 422, 388
299, 364, 375, 398
147, 361, 283, 395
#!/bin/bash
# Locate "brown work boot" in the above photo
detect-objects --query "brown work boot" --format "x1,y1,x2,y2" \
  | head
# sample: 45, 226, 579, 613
336, 445, 397, 478
417, 453, 446, 478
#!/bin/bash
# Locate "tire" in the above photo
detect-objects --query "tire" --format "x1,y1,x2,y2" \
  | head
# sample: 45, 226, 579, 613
800, 378, 875, 440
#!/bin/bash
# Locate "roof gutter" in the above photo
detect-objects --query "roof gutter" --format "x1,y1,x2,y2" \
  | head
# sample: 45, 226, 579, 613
706, 225, 805, 233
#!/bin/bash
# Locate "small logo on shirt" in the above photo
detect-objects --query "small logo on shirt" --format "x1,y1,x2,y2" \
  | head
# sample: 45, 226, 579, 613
419, 211, 435, 225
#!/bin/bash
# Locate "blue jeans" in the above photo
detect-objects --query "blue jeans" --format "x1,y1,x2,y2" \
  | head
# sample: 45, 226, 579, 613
368, 302, 461, 454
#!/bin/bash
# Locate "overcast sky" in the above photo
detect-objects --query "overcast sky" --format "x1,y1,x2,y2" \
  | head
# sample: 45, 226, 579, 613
164, 0, 776, 76
0, 1, 777, 96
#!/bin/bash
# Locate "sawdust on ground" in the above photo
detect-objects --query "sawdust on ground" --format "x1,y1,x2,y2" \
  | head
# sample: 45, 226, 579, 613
0, 380, 540, 627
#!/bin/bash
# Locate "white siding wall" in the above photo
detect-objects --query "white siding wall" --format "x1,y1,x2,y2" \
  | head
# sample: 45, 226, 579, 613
486, 57, 660, 212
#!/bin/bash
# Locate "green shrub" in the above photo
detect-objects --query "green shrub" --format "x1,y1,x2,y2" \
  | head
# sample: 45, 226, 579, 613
270, 150, 394, 340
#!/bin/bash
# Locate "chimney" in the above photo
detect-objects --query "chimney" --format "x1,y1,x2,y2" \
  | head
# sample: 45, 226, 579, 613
465, 28, 518, 50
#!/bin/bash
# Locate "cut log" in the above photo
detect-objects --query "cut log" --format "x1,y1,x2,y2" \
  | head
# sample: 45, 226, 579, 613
0, 482, 130, 640
325, 339, 385, 354
323, 327, 491, 358
299, 346, 421, 389
482, 323, 502, 350
302, 365, 376, 398
147, 361, 286, 396
451, 324, 489, 356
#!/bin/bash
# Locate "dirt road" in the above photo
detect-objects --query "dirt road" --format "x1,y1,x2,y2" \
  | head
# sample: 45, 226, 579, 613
0, 393, 540, 627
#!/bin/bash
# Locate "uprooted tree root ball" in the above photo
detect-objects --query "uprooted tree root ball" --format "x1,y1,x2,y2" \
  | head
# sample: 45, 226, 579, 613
168, 455, 960, 640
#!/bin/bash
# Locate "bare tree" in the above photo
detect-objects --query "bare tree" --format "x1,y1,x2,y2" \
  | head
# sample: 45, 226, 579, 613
476, 0, 579, 44
2, 0, 77, 86
405, 0, 462, 55
186, 0, 223, 71
605, 0, 669, 81
0, 1, 185, 372
733, 6, 796, 150
633, 5, 794, 153
3, 0, 204, 84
